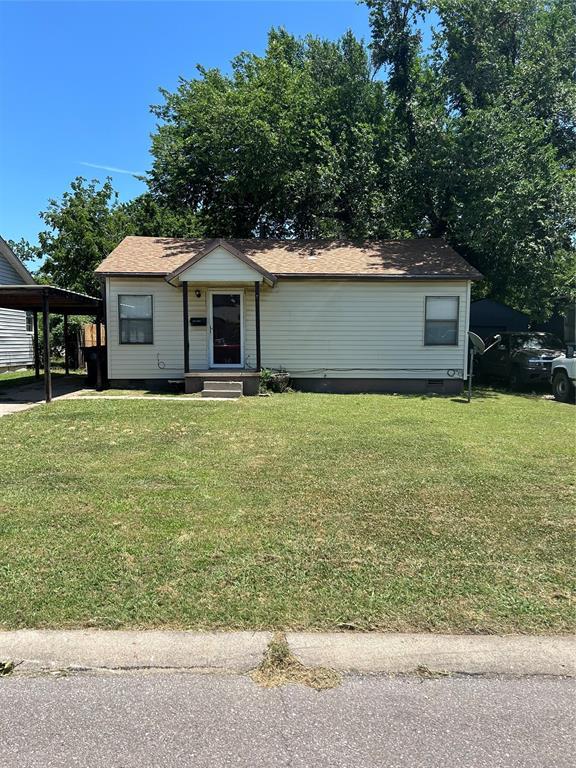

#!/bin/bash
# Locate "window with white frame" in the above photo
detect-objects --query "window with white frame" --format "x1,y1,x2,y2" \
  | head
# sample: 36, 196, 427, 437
25, 312, 34, 334
424, 296, 459, 345
119, 295, 153, 344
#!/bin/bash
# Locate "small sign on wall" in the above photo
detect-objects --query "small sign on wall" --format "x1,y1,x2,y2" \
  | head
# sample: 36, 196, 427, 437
190, 317, 207, 327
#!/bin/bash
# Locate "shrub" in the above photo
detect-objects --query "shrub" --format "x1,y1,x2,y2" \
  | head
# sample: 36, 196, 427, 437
260, 368, 290, 393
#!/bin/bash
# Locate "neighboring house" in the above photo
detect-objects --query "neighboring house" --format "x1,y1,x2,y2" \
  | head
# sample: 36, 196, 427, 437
95, 237, 482, 394
470, 298, 530, 341
0, 236, 35, 371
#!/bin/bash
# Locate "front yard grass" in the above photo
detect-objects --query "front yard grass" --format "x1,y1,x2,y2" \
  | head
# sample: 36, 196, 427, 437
0, 391, 573, 633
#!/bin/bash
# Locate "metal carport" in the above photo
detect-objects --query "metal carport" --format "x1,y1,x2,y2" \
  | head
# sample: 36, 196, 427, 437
0, 285, 103, 402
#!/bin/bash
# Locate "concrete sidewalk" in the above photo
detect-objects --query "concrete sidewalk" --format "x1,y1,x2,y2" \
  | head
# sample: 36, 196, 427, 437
0, 630, 574, 677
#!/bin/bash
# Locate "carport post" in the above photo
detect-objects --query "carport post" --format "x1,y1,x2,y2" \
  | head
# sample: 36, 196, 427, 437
95, 309, 103, 391
63, 313, 70, 375
32, 311, 40, 380
42, 290, 52, 403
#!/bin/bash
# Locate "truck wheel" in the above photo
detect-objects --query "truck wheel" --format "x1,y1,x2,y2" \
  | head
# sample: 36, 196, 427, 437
552, 371, 574, 403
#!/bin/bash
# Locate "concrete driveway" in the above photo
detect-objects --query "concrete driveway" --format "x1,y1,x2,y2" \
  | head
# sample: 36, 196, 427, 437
0, 376, 86, 417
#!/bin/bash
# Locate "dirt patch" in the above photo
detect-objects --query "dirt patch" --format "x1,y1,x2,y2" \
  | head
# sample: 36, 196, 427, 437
251, 633, 341, 691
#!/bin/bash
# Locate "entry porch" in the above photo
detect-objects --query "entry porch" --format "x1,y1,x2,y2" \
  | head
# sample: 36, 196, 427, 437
167, 240, 277, 395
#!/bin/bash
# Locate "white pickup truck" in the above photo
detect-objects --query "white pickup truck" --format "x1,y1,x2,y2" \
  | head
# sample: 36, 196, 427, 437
551, 354, 576, 402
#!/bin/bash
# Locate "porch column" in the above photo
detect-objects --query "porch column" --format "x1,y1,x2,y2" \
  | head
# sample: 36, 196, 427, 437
95, 308, 103, 391
182, 281, 190, 373
63, 313, 70, 375
254, 281, 261, 371
32, 311, 40, 379
42, 290, 52, 403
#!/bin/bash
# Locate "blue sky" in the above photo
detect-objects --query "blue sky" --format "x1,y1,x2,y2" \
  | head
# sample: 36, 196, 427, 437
0, 1, 429, 248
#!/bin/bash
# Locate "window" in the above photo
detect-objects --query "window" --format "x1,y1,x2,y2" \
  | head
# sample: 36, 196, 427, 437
119, 295, 153, 344
26, 312, 34, 334
425, 296, 459, 346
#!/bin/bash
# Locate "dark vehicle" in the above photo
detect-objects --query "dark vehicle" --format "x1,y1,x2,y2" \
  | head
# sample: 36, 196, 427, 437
478, 332, 564, 388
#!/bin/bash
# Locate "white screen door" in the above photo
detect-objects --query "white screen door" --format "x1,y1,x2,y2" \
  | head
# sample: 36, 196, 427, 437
209, 292, 244, 367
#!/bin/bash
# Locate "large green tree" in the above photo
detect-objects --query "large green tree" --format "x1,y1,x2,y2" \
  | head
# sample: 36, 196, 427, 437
365, 0, 576, 317
429, 0, 576, 317
37, 178, 126, 295
36, 179, 200, 295
29, 1, 576, 319
149, 29, 393, 239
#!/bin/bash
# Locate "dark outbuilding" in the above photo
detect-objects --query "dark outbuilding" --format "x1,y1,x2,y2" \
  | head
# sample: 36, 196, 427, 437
470, 298, 530, 341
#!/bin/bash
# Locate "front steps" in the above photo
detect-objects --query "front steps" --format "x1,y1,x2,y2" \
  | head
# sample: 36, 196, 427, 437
185, 371, 260, 395
201, 380, 243, 398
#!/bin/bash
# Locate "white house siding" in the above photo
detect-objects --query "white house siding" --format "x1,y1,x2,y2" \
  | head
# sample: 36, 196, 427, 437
0, 256, 33, 369
258, 279, 470, 380
106, 276, 469, 382
106, 278, 257, 379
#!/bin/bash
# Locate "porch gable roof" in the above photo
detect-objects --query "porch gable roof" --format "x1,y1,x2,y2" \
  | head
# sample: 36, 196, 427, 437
165, 239, 277, 286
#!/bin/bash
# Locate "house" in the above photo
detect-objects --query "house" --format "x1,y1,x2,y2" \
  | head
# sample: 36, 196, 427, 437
95, 237, 482, 395
0, 236, 36, 371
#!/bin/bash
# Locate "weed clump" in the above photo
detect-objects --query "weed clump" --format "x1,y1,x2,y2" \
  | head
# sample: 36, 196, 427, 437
251, 633, 341, 690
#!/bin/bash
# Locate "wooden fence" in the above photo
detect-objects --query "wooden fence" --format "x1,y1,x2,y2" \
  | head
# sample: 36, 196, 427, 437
83, 323, 106, 347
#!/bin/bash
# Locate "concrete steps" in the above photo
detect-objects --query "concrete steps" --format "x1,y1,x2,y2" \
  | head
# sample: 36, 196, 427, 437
201, 381, 243, 398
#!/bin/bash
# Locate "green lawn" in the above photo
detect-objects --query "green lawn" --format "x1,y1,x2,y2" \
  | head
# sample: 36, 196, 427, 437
0, 392, 574, 633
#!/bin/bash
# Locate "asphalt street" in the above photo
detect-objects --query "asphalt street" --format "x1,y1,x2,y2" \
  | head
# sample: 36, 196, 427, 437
0, 673, 574, 767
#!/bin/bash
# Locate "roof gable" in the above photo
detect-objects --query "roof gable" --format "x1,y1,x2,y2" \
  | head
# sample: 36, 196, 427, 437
0, 237, 35, 285
166, 240, 276, 285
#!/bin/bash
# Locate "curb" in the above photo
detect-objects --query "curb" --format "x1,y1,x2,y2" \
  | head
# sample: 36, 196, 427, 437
0, 630, 272, 674
287, 632, 576, 677
0, 630, 574, 677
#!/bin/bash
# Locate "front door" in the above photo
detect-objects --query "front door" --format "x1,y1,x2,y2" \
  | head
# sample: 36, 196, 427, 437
209, 292, 244, 367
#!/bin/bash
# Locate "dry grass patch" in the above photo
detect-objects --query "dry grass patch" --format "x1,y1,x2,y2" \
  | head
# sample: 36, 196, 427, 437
251, 633, 341, 690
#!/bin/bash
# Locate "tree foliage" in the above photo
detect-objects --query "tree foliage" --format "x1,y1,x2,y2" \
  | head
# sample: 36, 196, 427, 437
29, 1, 575, 319
36, 178, 125, 295
36, 179, 200, 295
6, 237, 38, 265
149, 29, 392, 239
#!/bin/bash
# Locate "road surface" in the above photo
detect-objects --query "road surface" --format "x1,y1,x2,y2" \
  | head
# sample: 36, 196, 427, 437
1, 673, 574, 767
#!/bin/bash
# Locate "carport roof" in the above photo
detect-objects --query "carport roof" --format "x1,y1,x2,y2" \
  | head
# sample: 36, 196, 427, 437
0, 285, 102, 314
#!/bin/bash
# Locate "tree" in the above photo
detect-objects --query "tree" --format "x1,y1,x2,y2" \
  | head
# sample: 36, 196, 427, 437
363, 0, 576, 316
29, 2, 576, 320
36, 179, 201, 296
6, 237, 38, 265
428, 0, 576, 317
37, 177, 125, 295
364, 0, 427, 145
148, 28, 391, 239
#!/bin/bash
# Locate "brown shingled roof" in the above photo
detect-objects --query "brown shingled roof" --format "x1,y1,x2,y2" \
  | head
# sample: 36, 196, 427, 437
95, 237, 482, 280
